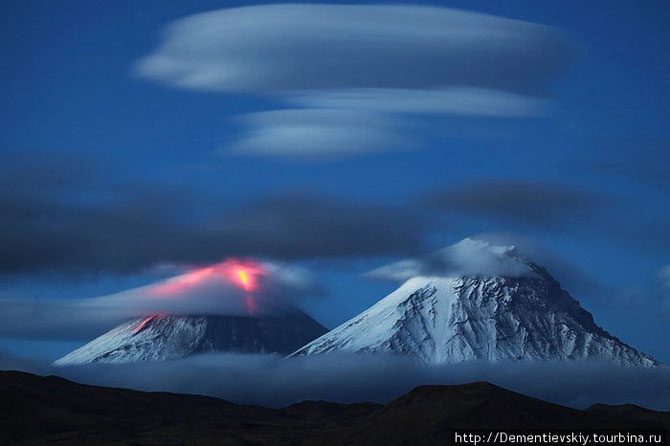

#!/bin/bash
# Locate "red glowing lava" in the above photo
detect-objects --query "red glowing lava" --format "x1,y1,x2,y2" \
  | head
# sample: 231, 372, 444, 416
217, 260, 263, 315
223, 261, 262, 292
148, 260, 263, 297
245, 295, 257, 315
132, 315, 158, 334
237, 270, 250, 289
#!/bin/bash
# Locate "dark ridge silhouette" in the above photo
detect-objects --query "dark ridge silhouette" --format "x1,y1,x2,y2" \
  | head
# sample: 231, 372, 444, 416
1, 371, 667, 445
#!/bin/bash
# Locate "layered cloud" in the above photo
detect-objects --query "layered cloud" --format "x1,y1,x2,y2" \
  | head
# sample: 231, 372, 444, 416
135, 4, 574, 157
2, 150, 616, 278
136, 4, 572, 95
0, 152, 424, 274
291, 88, 549, 117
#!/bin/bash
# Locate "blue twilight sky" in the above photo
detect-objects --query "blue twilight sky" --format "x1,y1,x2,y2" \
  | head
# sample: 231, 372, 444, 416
0, 0, 669, 361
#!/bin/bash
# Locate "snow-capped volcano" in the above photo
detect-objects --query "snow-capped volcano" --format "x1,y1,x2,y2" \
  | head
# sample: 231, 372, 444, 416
292, 238, 659, 367
53, 259, 327, 365
55, 310, 326, 366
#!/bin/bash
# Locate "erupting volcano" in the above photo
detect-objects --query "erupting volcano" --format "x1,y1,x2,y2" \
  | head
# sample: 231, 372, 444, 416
54, 259, 327, 365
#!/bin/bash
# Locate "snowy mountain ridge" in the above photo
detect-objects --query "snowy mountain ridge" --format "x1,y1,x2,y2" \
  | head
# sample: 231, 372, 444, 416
292, 239, 659, 367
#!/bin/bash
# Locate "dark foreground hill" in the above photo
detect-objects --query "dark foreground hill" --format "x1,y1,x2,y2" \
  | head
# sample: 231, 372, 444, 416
1, 370, 668, 445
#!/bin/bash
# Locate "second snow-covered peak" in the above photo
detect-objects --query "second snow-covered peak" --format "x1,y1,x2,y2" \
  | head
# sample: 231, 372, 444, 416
367, 237, 534, 282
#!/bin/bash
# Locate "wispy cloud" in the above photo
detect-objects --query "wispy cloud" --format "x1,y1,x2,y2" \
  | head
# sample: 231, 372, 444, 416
658, 265, 670, 310
659, 265, 670, 289
427, 180, 607, 228
0, 153, 425, 274
569, 138, 670, 190
136, 4, 572, 96
229, 109, 409, 159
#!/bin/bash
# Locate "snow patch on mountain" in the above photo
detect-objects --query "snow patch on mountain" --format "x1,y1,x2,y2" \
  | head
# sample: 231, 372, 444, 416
55, 311, 326, 366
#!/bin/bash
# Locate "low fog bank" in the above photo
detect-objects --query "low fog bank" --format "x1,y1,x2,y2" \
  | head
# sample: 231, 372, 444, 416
2, 352, 669, 410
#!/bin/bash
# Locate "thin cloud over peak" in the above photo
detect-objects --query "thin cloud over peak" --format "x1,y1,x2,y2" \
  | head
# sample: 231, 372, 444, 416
0, 258, 316, 341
